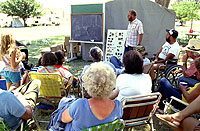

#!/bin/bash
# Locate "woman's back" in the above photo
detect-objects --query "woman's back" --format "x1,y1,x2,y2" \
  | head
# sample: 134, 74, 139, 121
116, 73, 152, 101
65, 98, 123, 131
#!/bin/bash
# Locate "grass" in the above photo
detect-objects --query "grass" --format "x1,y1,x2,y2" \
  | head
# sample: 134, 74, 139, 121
22, 35, 66, 65
21, 35, 91, 77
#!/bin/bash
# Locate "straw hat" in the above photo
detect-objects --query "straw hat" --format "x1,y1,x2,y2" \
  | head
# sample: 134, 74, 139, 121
183, 39, 200, 53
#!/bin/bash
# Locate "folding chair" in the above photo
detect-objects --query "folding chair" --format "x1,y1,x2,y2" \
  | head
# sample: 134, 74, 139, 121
29, 72, 74, 130
163, 96, 189, 114
154, 96, 189, 129
29, 72, 73, 98
121, 92, 161, 131
82, 119, 125, 131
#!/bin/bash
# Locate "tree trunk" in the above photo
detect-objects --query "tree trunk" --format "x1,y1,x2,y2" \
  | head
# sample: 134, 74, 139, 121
23, 18, 27, 27
155, 0, 171, 8
190, 19, 193, 30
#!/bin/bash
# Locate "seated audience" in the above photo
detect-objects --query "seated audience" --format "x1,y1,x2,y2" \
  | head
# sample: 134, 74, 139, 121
150, 29, 180, 81
54, 50, 69, 71
177, 39, 200, 87
0, 79, 41, 130
156, 95, 200, 130
80, 46, 116, 80
109, 50, 152, 101
54, 50, 78, 82
38, 52, 72, 82
31, 57, 43, 72
110, 45, 150, 75
61, 62, 123, 130
158, 57, 200, 110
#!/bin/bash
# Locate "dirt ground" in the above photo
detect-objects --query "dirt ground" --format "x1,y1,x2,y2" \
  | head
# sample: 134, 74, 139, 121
0, 25, 70, 40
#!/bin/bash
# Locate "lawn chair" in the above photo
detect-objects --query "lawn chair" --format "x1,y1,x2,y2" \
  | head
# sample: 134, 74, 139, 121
154, 96, 189, 129
163, 96, 189, 114
82, 119, 125, 131
121, 92, 161, 131
29, 72, 74, 130
29, 72, 73, 98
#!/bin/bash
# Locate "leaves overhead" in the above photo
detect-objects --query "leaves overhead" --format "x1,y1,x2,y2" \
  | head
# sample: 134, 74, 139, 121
0, 0, 43, 25
171, 1, 200, 22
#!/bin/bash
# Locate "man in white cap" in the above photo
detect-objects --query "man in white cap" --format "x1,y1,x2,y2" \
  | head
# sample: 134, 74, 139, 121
177, 39, 200, 87
150, 29, 181, 87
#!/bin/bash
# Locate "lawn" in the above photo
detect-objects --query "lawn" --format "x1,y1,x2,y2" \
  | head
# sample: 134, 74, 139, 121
22, 35, 92, 77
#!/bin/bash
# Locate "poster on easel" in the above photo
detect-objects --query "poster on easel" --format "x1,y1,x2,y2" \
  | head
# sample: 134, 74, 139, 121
105, 29, 127, 62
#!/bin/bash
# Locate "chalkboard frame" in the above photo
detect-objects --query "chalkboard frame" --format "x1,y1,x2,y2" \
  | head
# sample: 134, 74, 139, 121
71, 13, 103, 42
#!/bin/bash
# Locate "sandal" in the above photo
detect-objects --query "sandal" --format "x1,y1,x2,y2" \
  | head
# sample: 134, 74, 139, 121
155, 114, 181, 128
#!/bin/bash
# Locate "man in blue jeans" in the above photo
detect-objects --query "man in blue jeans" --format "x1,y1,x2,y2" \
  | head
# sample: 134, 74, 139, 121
158, 57, 200, 110
110, 46, 150, 75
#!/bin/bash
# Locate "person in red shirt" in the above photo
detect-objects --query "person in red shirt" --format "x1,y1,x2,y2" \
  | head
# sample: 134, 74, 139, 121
54, 50, 78, 83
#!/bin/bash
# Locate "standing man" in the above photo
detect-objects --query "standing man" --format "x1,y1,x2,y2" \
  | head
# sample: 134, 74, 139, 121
124, 9, 144, 55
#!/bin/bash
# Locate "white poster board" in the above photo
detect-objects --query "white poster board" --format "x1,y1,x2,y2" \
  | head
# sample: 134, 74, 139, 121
105, 29, 127, 62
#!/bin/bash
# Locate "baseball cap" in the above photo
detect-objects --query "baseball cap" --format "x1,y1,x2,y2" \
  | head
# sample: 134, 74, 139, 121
166, 29, 178, 39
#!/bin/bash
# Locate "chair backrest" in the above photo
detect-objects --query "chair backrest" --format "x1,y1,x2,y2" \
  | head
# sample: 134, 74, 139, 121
121, 92, 161, 128
29, 72, 66, 97
82, 119, 125, 131
143, 63, 153, 74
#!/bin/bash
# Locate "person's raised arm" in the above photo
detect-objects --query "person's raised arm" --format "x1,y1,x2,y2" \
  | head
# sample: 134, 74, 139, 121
10, 50, 25, 69
182, 53, 192, 77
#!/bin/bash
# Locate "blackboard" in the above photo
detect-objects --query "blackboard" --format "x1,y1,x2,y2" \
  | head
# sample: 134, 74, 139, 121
71, 13, 103, 42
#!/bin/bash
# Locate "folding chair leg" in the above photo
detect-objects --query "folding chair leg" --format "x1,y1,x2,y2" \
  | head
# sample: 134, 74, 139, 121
20, 122, 24, 131
149, 118, 154, 131
32, 110, 42, 131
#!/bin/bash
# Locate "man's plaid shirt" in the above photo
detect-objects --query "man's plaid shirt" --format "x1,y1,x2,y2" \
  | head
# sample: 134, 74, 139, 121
126, 18, 144, 47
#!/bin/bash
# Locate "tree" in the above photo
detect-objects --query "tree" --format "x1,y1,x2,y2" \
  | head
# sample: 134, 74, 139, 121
0, 0, 43, 27
172, 0, 200, 30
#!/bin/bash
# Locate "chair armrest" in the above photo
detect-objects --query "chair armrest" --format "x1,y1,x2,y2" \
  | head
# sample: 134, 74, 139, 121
170, 96, 189, 106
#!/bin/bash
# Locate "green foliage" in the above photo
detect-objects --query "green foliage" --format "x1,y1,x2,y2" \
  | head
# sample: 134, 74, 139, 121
0, 0, 43, 26
172, 0, 200, 28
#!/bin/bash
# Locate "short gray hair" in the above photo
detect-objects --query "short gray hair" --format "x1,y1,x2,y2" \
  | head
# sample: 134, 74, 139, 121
89, 46, 103, 62
82, 62, 116, 99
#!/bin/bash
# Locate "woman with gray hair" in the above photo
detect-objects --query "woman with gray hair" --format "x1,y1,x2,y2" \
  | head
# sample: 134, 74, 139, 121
80, 46, 116, 79
62, 62, 123, 130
